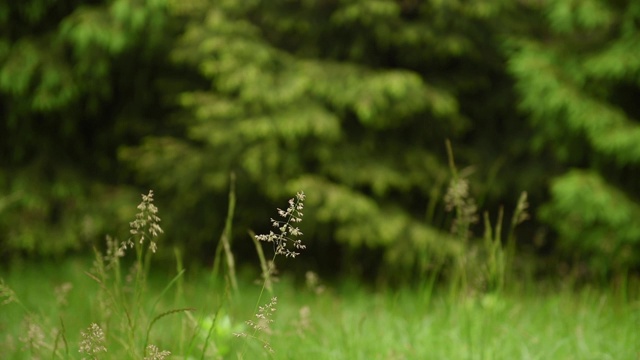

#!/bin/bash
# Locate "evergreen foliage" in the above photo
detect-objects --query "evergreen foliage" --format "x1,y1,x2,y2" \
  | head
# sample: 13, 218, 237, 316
0, 0, 170, 257
1, 0, 639, 276
122, 0, 516, 274
507, 0, 640, 273
540, 170, 640, 272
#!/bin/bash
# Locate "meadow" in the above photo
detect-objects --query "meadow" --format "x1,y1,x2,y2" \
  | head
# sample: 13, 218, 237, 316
1, 191, 638, 359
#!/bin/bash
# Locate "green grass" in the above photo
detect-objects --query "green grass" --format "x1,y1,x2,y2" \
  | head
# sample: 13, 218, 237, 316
1, 190, 638, 359
1, 258, 638, 359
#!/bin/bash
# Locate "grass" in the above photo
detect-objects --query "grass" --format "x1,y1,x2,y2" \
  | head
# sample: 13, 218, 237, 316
1, 258, 638, 359
0, 188, 638, 359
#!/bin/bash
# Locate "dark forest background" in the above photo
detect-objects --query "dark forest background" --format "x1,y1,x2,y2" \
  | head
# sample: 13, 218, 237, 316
2, 0, 640, 281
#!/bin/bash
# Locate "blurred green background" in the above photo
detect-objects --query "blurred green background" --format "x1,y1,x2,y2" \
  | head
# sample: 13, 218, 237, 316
1, 0, 639, 280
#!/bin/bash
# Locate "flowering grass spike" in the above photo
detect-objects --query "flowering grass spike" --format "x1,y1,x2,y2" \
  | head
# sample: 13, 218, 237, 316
79, 323, 107, 359
255, 191, 306, 258
129, 190, 164, 253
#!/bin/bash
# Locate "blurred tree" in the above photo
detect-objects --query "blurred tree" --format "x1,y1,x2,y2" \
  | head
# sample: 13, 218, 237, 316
122, 0, 519, 277
10, 0, 636, 279
0, 0, 170, 257
506, 0, 640, 273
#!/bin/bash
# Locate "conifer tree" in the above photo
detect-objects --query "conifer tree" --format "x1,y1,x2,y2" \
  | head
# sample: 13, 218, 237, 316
123, 0, 512, 273
0, 0, 169, 256
506, 0, 640, 272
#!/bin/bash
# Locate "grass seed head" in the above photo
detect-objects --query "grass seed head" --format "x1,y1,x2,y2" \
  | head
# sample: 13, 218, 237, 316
255, 191, 306, 258
79, 323, 107, 359
129, 190, 164, 253
19, 317, 46, 353
0, 279, 17, 306
144, 345, 171, 360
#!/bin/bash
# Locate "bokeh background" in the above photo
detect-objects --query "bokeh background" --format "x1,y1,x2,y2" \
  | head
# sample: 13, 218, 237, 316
2, 0, 639, 281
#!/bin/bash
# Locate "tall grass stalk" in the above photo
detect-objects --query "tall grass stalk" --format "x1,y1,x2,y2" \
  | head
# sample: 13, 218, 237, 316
445, 140, 529, 297
483, 208, 505, 293
506, 191, 529, 280
249, 230, 274, 296
53, 317, 69, 358
237, 191, 306, 357
445, 140, 478, 296
212, 172, 239, 294
143, 307, 194, 357
80, 190, 183, 358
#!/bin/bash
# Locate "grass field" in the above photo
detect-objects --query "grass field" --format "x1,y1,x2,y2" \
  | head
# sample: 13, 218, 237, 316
1, 257, 638, 359
1, 190, 639, 359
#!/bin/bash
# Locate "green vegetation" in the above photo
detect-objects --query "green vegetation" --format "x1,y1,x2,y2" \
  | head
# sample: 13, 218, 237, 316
1, 190, 638, 359
1, 257, 638, 359
1, 0, 640, 358
2, 0, 639, 276
507, 0, 640, 275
